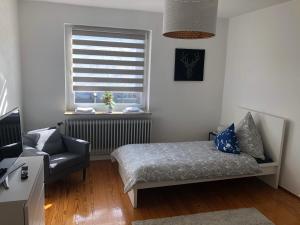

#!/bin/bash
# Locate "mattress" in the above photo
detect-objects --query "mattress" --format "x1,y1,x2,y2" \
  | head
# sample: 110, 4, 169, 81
111, 141, 261, 192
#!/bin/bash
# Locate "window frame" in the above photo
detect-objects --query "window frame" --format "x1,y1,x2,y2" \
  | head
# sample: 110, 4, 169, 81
64, 24, 151, 112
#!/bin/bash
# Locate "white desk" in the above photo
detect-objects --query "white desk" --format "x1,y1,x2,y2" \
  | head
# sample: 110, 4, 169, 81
0, 156, 44, 225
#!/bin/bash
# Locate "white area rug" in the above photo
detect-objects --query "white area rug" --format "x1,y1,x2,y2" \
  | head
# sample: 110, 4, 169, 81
132, 208, 274, 225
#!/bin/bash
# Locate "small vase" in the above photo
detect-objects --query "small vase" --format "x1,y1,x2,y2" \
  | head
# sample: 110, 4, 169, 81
108, 105, 113, 113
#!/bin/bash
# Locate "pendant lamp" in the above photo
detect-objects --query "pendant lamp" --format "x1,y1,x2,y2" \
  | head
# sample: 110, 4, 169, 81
163, 0, 219, 39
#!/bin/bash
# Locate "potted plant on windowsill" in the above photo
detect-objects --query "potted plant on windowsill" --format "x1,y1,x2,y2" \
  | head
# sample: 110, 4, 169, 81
102, 91, 115, 113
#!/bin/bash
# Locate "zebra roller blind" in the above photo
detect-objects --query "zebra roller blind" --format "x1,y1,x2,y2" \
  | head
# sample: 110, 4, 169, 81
71, 26, 148, 94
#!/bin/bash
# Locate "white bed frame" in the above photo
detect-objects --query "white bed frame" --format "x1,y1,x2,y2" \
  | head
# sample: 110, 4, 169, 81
118, 107, 286, 208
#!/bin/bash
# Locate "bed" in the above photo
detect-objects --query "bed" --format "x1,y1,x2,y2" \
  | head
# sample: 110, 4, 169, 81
111, 107, 286, 208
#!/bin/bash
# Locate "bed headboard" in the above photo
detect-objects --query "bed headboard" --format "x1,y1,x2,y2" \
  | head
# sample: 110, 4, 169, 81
234, 107, 286, 164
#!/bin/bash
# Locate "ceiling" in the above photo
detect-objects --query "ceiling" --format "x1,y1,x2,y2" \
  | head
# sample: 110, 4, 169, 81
23, 0, 290, 18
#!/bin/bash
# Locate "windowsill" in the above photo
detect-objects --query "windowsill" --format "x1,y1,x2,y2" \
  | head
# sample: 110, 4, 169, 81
64, 111, 152, 117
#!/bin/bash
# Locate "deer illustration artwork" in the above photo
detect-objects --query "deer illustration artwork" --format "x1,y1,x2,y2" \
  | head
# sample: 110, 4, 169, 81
180, 52, 201, 79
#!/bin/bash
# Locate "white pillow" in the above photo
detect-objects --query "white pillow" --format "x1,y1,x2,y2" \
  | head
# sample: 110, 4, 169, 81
236, 112, 265, 160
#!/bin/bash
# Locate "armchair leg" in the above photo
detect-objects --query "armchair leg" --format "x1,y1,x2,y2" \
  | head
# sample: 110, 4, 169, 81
83, 168, 86, 181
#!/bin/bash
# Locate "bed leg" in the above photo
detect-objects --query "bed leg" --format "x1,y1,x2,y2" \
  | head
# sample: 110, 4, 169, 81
259, 172, 280, 189
128, 189, 138, 208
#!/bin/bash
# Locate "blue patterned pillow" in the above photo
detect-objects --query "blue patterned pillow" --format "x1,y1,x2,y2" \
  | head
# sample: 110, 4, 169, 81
214, 123, 240, 154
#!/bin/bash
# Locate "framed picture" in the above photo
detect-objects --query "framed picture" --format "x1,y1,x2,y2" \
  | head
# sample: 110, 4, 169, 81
174, 48, 205, 81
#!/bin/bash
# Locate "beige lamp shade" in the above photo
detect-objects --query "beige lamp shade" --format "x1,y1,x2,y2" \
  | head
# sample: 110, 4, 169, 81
163, 0, 219, 39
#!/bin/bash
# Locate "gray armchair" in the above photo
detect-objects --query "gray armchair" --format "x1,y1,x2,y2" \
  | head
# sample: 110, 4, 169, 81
23, 128, 90, 183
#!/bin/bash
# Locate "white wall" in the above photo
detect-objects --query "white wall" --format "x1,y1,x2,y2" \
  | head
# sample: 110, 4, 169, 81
221, 0, 300, 196
0, 0, 22, 116
19, 2, 229, 142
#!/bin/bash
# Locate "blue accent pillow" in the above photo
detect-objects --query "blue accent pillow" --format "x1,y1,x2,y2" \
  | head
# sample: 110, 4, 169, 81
214, 123, 240, 154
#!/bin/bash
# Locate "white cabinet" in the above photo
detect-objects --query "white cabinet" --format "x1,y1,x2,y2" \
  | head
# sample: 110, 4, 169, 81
0, 157, 45, 225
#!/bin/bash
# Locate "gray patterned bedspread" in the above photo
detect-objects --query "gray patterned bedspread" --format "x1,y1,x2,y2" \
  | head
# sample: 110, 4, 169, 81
111, 141, 261, 192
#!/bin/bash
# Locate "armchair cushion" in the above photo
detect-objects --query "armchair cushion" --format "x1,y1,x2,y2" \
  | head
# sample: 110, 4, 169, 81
49, 152, 83, 175
27, 128, 66, 155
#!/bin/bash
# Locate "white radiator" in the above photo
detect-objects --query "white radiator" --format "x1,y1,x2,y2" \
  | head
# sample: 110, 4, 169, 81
64, 118, 152, 155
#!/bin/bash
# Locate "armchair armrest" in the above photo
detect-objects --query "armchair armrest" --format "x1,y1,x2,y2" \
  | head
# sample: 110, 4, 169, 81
62, 136, 90, 156
62, 136, 90, 167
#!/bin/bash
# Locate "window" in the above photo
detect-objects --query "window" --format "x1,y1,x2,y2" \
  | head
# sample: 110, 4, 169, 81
65, 25, 150, 112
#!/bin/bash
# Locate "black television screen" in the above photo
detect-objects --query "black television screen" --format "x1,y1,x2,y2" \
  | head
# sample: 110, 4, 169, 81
0, 108, 23, 184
